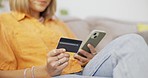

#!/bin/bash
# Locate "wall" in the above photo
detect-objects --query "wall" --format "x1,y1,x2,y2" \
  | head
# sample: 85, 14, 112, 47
57, 0, 148, 22
0, 0, 9, 13
0, 0, 148, 22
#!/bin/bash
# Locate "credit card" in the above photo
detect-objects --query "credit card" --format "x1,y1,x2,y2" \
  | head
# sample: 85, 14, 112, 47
56, 37, 82, 53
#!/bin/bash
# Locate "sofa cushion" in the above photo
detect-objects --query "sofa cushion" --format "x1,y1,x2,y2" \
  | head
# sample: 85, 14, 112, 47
65, 21, 90, 40
138, 23, 148, 32
137, 31, 148, 44
59, 16, 90, 40
85, 17, 138, 35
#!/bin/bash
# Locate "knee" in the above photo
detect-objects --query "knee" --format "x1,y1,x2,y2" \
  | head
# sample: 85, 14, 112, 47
109, 34, 147, 50
116, 34, 146, 44
121, 34, 143, 40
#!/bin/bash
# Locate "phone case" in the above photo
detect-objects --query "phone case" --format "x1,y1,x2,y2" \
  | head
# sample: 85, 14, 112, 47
78, 30, 106, 57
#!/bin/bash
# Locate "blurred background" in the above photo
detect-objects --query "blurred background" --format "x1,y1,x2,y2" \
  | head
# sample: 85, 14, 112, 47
57, 0, 148, 22
0, 0, 148, 22
0, 0, 148, 50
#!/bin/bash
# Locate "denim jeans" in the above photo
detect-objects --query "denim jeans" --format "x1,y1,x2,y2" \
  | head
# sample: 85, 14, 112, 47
53, 34, 148, 78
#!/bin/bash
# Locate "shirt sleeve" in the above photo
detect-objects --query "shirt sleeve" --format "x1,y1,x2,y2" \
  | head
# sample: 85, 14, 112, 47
0, 19, 17, 70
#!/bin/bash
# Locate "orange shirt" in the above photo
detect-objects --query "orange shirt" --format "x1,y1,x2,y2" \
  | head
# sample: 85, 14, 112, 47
0, 11, 82, 74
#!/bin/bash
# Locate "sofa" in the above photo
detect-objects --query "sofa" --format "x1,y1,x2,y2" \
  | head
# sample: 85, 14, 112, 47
59, 16, 148, 51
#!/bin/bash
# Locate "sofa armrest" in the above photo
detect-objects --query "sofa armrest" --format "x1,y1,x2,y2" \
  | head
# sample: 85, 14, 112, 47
137, 31, 148, 44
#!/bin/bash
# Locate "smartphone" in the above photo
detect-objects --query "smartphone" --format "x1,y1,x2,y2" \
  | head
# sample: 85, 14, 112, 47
77, 30, 106, 57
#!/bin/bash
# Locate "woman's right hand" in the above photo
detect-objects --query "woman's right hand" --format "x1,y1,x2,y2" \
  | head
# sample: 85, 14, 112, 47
0, 49, 69, 78
46, 49, 70, 76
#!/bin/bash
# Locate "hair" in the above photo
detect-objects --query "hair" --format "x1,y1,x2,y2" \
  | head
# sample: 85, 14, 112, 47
9, 0, 57, 19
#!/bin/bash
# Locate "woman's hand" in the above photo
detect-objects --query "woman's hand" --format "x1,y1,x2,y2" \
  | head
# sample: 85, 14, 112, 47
46, 49, 70, 76
74, 44, 97, 66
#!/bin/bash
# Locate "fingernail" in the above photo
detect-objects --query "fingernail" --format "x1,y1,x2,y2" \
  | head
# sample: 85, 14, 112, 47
62, 49, 66, 52
74, 53, 77, 57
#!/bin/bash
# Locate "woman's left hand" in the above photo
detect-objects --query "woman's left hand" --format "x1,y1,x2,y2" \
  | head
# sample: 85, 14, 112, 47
74, 44, 97, 66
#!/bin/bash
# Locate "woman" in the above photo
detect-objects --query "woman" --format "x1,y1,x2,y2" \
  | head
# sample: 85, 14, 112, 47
0, 0, 96, 77
0, 0, 148, 78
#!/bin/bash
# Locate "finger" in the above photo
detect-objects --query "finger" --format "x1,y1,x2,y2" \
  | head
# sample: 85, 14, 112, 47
74, 53, 89, 63
49, 57, 69, 69
47, 57, 59, 64
87, 44, 97, 55
77, 60, 88, 66
78, 49, 93, 59
47, 57, 66, 69
64, 53, 70, 58
57, 53, 65, 60
47, 57, 68, 67
47, 60, 59, 68
47, 55, 68, 64
56, 62, 69, 72
48, 49, 66, 57
58, 57, 69, 65
57, 53, 70, 60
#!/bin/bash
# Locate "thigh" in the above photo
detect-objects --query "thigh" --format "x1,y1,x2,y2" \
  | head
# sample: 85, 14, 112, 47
83, 34, 148, 78
112, 34, 148, 78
